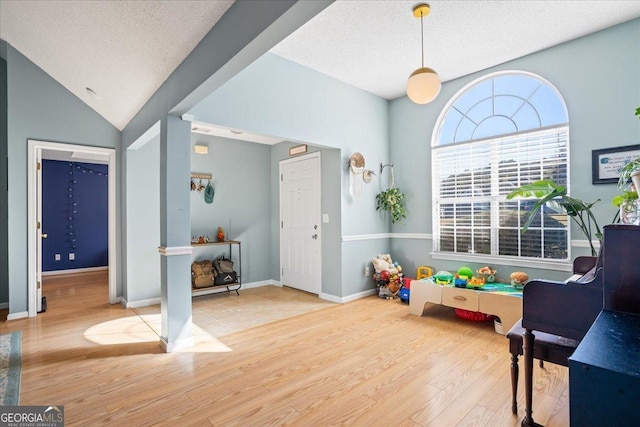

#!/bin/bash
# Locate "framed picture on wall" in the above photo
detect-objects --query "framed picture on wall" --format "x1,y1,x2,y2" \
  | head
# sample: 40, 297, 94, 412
592, 144, 640, 184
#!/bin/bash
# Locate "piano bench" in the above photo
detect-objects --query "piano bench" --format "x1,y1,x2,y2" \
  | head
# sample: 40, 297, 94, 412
506, 319, 579, 415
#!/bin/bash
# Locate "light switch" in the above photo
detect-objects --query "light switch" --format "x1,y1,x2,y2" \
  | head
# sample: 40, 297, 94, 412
69, 253, 75, 261
55, 254, 60, 261
322, 214, 329, 223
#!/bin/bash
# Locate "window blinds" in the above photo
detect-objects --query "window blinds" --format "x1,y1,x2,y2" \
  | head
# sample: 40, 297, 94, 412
432, 126, 569, 260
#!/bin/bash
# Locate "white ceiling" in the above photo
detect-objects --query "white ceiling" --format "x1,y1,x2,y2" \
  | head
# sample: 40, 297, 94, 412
2, 0, 640, 133
0, 0, 234, 130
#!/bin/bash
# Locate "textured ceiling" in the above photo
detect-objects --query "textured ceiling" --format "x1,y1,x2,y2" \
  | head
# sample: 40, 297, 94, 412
1, 0, 640, 133
271, 0, 640, 101
0, 0, 234, 130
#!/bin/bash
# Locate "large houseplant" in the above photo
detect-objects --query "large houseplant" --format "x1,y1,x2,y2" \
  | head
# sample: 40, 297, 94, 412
506, 179, 602, 256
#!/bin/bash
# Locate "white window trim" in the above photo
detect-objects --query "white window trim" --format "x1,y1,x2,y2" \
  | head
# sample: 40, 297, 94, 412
431, 70, 571, 263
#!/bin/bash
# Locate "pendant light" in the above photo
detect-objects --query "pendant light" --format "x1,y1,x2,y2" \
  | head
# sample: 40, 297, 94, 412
406, 3, 441, 104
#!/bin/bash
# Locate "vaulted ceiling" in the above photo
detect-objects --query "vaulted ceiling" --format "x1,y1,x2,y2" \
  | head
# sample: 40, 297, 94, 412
2, 0, 639, 131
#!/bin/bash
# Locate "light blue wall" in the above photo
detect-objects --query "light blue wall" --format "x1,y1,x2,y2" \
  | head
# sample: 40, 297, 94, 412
125, 135, 161, 303
189, 134, 272, 284
1, 50, 8, 306
389, 18, 640, 282
188, 53, 390, 298
4, 43, 121, 314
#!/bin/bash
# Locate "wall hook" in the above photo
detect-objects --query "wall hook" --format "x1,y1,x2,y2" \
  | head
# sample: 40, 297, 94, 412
380, 163, 394, 174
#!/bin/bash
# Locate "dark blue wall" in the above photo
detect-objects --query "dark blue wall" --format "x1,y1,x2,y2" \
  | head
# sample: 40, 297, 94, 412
42, 160, 108, 271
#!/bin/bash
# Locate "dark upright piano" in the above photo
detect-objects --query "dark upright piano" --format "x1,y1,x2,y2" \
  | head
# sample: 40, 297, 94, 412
519, 224, 640, 427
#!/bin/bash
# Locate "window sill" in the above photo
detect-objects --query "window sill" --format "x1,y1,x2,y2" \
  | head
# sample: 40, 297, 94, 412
430, 252, 573, 272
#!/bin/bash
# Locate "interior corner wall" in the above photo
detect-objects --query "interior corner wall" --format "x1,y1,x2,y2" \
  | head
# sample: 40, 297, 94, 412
5, 43, 121, 314
188, 52, 390, 298
0, 53, 8, 306
125, 135, 161, 303
388, 18, 640, 282
190, 134, 276, 284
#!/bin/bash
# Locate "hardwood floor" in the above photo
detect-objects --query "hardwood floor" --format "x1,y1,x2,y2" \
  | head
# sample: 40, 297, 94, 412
1, 272, 569, 426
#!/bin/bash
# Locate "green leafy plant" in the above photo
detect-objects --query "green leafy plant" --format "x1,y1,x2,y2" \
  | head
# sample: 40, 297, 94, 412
612, 190, 639, 223
618, 157, 640, 189
375, 187, 407, 224
506, 179, 602, 256
616, 107, 640, 189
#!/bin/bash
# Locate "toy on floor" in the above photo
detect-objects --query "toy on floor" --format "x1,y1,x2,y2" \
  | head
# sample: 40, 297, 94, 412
371, 253, 404, 299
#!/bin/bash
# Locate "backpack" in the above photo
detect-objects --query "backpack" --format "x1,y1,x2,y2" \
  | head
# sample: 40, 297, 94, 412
213, 255, 238, 285
191, 260, 215, 288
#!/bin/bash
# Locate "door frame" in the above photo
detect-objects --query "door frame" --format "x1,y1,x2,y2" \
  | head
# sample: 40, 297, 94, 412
27, 139, 117, 317
279, 151, 322, 294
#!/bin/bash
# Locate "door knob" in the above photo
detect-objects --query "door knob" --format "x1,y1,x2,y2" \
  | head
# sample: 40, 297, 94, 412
42, 233, 48, 238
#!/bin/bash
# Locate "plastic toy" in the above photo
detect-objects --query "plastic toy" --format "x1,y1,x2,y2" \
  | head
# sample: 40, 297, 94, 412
433, 271, 454, 285
454, 277, 468, 288
467, 276, 486, 288
416, 266, 433, 279
457, 266, 474, 280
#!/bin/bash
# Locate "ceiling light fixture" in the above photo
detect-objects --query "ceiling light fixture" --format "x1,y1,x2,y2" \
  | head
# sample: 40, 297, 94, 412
406, 3, 441, 104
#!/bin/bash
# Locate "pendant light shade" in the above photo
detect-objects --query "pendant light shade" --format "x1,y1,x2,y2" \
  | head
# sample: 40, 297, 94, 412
407, 3, 441, 105
407, 67, 440, 104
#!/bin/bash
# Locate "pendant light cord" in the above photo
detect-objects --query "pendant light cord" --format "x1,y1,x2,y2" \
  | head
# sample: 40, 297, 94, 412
420, 10, 424, 68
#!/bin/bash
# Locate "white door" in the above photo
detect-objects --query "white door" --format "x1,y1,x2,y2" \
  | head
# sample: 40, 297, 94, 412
36, 149, 43, 312
280, 152, 321, 294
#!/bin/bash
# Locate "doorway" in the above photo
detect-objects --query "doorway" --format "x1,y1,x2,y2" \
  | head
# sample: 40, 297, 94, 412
27, 139, 117, 317
279, 152, 321, 294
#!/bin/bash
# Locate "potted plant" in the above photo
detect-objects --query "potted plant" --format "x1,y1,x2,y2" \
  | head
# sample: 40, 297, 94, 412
618, 107, 640, 197
612, 190, 639, 223
506, 179, 601, 256
375, 187, 407, 223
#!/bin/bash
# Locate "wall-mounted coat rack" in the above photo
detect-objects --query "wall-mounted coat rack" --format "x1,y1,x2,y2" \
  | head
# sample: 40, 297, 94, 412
191, 172, 212, 180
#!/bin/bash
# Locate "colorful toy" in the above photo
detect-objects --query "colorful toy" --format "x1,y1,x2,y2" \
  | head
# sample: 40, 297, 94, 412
433, 271, 454, 285
467, 276, 486, 288
454, 277, 468, 288
510, 271, 529, 289
371, 254, 404, 299
416, 266, 433, 279
372, 254, 399, 275
477, 266, 497, 283
457, 266, 474, 280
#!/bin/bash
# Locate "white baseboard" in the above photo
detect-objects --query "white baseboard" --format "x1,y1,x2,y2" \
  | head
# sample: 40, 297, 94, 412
243, 279, 281, 289
0, 302, 8, 310
160, 336, 195, 353
320, 288, 377, 304
121, 297, 161, 309
7, 311, 28, 321
42, 266, 108, 276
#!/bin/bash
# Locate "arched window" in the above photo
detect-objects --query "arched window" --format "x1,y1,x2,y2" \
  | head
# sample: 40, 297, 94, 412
432, 71, 570, 263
